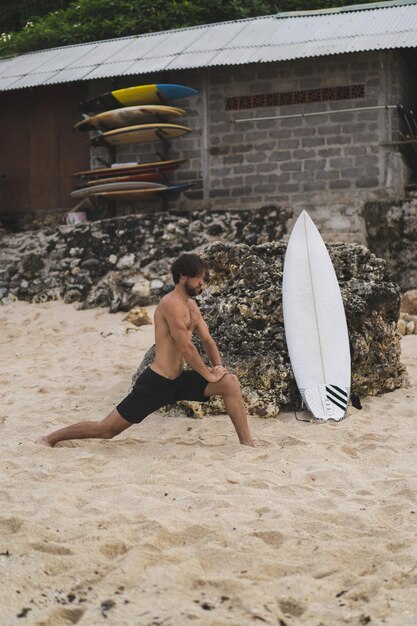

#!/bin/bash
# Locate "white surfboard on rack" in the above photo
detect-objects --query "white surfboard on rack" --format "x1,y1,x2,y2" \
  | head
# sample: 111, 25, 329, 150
282, 210, 351, 421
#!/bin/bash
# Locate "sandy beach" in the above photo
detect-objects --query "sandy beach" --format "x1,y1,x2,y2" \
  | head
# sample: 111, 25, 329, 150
1, 299, 417, 626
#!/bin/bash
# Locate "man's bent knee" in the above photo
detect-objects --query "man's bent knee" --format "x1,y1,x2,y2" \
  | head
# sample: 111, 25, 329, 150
204, 373, 242, 399
223, 373, 241, 393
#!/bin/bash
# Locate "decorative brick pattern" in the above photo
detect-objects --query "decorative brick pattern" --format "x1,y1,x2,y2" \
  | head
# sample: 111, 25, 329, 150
225, 84, 365, 111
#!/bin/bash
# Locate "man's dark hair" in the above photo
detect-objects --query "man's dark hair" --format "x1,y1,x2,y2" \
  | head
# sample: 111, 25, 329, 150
171, 253, 208, 284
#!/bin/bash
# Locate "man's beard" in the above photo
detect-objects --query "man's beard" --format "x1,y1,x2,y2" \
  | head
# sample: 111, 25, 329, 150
184, 280, 201, 297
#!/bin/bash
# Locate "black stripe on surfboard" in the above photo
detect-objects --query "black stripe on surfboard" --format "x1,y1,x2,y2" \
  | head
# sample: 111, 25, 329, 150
329, 384, 348, 398
326, 385, 348, 400
79, 92, 122, 114
326, 386, 348, 405
326, 387, 348, 411
326, 386, 347, 401
326, 394, 347, 411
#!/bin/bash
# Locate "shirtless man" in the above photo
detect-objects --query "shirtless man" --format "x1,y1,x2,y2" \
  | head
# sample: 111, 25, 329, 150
39, 253, 255, 447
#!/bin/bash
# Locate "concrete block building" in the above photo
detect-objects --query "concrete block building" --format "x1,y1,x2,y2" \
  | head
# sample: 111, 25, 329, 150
1, 0, 417, 242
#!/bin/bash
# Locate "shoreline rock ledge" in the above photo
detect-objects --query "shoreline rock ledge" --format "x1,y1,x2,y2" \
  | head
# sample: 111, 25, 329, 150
136, 241, 408, 418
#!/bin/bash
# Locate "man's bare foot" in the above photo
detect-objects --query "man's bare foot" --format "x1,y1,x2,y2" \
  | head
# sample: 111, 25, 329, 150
241, 440, 256, 447
36, 437, 54, 447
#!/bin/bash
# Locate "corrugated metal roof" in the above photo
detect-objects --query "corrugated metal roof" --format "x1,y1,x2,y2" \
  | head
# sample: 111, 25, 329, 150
0, 0, 417, 92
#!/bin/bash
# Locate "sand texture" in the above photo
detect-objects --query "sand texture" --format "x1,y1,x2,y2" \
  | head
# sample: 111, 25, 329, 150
1, 301, 417, 626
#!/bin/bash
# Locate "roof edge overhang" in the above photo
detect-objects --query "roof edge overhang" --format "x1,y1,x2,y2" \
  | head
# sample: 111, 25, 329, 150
0, 0, 416, 93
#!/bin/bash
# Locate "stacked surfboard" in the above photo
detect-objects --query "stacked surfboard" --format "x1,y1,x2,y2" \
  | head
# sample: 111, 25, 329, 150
71, 159, 191, 200
71, 84, 198, 202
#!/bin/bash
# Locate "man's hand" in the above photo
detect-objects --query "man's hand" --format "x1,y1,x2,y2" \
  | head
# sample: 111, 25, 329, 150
207, 365, 228, 383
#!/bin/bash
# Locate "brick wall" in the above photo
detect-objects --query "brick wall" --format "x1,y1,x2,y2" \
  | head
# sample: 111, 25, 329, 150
88, 49, 415, 243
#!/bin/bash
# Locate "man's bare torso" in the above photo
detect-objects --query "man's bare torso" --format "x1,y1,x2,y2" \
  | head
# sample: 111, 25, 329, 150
151, 292, 200, 379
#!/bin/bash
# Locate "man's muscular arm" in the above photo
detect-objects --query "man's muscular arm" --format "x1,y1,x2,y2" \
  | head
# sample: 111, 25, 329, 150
194, 308, 223, 367
163, 299, 226, 382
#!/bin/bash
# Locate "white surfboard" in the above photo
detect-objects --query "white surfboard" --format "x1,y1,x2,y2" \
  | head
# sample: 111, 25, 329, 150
282, 210, 351, 421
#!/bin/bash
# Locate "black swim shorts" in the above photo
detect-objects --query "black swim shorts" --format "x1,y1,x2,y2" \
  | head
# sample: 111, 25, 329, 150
116, 367, 210, 424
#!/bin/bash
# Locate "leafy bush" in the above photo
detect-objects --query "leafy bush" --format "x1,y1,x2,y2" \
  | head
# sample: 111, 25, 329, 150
0, 0, 380, 57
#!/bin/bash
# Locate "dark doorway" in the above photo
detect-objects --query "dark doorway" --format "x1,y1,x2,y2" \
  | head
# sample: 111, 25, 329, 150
0, 83, 90, 229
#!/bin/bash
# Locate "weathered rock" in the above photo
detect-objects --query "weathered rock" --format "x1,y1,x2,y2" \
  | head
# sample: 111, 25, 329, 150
20, 253, 44, 278
364, 199, 417, 290
134, 241, 407, 417
117, 253, 135, 270
407, 320, 415, 334
123, 307, 152, 327
150, 279, 164, 290
63, 289, 83, 304
397, 318, 407, 335
397, 290, 417, 334
130, 278, 151, 306
80, 258, 101, 274
401, 289, 417, 315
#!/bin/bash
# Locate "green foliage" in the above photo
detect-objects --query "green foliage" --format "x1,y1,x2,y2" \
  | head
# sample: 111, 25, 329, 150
0, 0, 382, 57
0, 1, 71, 33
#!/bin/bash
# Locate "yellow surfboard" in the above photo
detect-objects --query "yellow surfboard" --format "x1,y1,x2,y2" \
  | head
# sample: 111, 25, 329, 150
90, 124, 192, 146
80, 84, 198, 114
74, 105, 185, 132
113, 85, 167, 106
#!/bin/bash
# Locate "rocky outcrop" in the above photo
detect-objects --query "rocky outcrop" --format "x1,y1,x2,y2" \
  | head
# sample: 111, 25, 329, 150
1, 197, 416, 308
398, 289, 417, 335
364, 198, 417, 291
401, 289, 417, 315
0, 207, 290, 310
135, 241, 407, 418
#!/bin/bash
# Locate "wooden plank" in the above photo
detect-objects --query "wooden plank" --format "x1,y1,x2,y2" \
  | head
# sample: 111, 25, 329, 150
56, 85, 91, 207
0, 91, 31, 213
0, 84, 90, 216
29, 88, 60, 209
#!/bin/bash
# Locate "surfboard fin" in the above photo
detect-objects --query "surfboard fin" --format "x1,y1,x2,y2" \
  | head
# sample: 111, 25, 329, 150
351, 394, 362, 410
